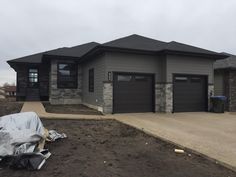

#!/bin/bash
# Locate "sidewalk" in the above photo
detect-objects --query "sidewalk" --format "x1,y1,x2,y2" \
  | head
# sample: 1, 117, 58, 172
21, 102, 111, 120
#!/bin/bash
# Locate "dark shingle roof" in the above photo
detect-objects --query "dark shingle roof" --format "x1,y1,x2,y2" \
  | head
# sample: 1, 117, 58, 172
46, 42, 99, 57
8, 34, 226, 64
102, 34, 222, 56
8, 53, 44, 63
8, 42, 99, 63
165, 41, 220, 55
214, 53, 236, 69
102, 34, 167, 51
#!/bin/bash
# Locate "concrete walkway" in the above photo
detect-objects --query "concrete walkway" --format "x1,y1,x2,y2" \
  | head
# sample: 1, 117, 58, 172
21, 102, 108, 119
113, 113, 236, 171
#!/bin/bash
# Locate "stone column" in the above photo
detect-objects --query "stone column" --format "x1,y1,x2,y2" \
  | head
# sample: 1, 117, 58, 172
49, 60, 57, 104
228, 71, 236, 111
155, 83, 173, 113
103, 82, 113, 114
155, 83, 165, 112
208, 84, 214, 111
165, 83, 173, 113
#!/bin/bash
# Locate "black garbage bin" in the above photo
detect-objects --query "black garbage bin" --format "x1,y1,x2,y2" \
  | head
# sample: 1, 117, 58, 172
210, 96, 227, 113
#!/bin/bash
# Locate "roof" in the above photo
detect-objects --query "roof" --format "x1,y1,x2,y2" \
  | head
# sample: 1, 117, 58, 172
3, 86, 16, 92
102, 34, 167, 51
46, 42, 99, 58
214, 53, 236, 69
102, 34, 222, 56
7, 34, 227, 64
8, 42, 99, 64
165, 41, 221, 56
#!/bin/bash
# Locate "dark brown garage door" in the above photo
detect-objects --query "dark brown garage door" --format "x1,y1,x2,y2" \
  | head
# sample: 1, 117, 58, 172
173, 74, 207, 112
113, 73, 154, 113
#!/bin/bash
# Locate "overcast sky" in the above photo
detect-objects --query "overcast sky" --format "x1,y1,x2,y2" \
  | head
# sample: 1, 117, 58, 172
0, 0, 236, 85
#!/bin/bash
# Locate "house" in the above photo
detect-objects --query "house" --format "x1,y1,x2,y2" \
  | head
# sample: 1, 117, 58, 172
4, 86, 16, 97
214, 53, 236, 111
7, 34, 227, 114
0, 86, 16, 100
0, 87, 5, 99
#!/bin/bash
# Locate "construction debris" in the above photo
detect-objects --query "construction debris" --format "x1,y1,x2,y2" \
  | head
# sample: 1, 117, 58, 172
174, 148, 185, 154
0, 112, 66, 170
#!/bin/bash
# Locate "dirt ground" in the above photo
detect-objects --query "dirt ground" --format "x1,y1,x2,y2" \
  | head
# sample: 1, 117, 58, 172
43, 103, 102, 115
0, 99, 23, 117
0, 119, 235, 177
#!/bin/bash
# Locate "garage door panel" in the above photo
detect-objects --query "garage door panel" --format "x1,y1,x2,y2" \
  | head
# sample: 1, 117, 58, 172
113, 73, 154, 113
174, 75, 207, 112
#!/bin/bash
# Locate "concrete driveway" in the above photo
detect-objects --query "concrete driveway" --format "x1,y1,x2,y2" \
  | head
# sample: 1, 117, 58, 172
113, 112, 236, 171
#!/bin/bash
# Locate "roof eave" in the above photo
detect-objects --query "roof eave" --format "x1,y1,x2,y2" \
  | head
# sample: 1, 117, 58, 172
160, 50, 228, 59
79, 46, 228, 63
214, 66, 236, 70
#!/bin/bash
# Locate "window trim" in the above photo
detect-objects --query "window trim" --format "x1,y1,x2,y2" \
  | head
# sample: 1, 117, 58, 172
57, 63, 78, 89
89, 68, 94, 92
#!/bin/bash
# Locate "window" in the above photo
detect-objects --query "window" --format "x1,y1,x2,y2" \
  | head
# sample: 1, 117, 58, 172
89, 68, 94, 92
58, 63, 77, 88
28, 68, 38, 87
135, 76, 148, 82
175, 76, 188, 82
191, 77, 201, 83
117, 75, 132, 82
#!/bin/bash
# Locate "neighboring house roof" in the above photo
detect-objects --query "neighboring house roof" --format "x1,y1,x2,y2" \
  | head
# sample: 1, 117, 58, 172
4, 86, 16, 92
7, 34, 227, 64
214, 53, 236, 69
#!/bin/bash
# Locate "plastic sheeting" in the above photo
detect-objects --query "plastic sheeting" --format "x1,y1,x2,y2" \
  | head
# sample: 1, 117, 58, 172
0, 112, 67, 170
0, 112, 45, 157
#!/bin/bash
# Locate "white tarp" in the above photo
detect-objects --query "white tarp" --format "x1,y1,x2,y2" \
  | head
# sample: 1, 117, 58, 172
0, 112, 45, 157
0, 112, 67, 170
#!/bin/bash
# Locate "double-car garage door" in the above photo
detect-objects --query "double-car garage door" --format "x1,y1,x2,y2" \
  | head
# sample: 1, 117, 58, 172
113, 72, 207, 113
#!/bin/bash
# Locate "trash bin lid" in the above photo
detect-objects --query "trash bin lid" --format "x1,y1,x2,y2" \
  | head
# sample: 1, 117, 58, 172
211, 96, 227, 101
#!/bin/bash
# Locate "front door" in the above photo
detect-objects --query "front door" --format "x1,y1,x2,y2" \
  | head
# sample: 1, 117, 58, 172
26, 68, 40, 101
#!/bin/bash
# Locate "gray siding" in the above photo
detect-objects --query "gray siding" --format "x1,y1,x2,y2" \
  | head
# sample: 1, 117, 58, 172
214, 70, 224, 95
82, 54, 106, 107
166, 55, 214, 84
105, 52, 164, 82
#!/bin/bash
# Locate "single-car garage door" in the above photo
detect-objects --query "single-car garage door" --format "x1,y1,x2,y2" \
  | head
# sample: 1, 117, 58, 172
173, 74, 207, 112
113, 73, 154, 113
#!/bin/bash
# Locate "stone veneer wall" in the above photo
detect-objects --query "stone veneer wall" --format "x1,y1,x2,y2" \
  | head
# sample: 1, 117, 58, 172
155, 83, 173, 113
49, 60, 82, 104
228, 71, 236, 111
102, 82, 113, 113
208, 84, 214, 111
